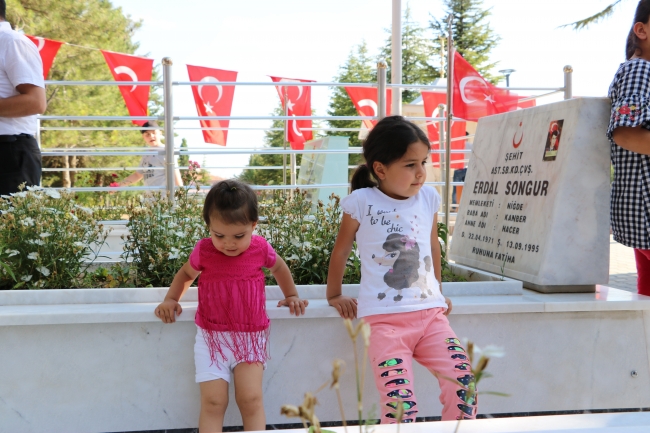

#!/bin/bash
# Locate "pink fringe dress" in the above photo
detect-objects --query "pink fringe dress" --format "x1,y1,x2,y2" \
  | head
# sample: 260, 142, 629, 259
189, 236, 276, 365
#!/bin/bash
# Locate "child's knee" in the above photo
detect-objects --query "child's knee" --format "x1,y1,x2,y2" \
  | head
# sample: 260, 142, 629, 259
235, 389, 263, 410
201, 393, 228, 414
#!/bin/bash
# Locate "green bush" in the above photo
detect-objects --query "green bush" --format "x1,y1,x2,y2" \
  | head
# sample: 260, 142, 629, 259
0, 186, 109, 289
259, 190, 361, 285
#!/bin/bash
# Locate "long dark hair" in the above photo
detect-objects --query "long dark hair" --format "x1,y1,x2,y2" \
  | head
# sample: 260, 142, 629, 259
203, 180, 258, 226
626, 0, 650, 59
350, 116, 430, 191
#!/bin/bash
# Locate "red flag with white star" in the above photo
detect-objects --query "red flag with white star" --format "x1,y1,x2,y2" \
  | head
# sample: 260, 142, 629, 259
452, 52, 518, 121
187, 65, 237, 146
270, 76, 313, 150
422, 91, 466, 169
101, 51, 154, 126
344, 87, 392, 130
25, 35, 63, 80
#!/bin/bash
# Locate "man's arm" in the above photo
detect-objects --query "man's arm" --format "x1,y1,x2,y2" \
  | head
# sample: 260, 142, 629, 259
612, 126, 650, 156
0, 84, 46, 117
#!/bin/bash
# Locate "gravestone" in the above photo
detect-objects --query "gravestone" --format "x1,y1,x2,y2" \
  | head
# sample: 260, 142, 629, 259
449, 98, 611, 293
297, 136, 349, 204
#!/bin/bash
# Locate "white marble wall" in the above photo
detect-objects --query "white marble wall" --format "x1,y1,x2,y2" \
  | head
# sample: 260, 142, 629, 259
1, 287, 650, 433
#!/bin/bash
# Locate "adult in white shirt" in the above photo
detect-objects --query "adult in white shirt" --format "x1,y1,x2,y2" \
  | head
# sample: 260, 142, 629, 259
0, 1, 47, 196
117, 121, 183, 188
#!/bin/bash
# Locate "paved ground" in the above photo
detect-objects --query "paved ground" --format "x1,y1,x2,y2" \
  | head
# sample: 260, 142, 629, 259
609, 235, 637, 293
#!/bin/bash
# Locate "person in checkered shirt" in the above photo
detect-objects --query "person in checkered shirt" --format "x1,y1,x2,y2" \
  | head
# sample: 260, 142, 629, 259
608, 0, 650, 295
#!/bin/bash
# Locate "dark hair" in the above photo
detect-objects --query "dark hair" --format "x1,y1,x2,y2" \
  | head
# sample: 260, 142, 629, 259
0, 1, 6, 20
626, 1, 650, 59
382, 233, 422, 290
203, 180, 258, 226
350, 116, 430, 191
141, 121, 159, 134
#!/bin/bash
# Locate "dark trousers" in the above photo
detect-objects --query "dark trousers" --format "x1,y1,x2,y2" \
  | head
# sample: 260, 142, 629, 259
0, 134, 41, 196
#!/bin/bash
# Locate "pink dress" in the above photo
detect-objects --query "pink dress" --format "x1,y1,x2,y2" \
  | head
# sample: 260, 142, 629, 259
189, 235, 277, 364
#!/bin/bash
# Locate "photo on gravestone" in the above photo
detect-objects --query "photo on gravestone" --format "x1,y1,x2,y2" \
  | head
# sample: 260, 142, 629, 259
543, 119, 564, 161
449, 98, 611, 293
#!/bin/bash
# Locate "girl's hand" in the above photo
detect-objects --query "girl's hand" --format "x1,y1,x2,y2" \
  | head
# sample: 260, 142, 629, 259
277, 296, 309, 316
443, 296, 453, 316
155, 299, 182, 323
328, 295, 358, 319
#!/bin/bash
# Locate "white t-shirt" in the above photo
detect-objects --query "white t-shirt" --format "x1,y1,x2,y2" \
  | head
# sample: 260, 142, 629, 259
0, 22, 44, 135
341, 186, 446, 318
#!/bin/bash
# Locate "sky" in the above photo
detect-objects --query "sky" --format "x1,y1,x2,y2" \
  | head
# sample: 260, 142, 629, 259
107, 0, 638, 178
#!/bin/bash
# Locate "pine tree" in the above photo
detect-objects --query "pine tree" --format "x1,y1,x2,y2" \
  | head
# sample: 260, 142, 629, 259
430, 0, 501, 83
238, 105, 297, 186
327, 42, 376, 171
7, 0, 163, 188
380, 5, 440, 103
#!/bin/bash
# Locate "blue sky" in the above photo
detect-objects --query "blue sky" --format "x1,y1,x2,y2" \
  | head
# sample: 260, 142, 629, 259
108, 0, 637, 177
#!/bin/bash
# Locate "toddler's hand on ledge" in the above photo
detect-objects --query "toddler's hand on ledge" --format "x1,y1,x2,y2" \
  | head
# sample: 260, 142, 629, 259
155, 299, 182, 323
277, 296, 309, 316
444, 296, 453, 316
328, 295, 357, 319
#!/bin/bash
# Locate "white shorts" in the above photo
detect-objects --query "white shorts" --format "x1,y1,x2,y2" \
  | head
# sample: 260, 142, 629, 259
194, 326, 267, 383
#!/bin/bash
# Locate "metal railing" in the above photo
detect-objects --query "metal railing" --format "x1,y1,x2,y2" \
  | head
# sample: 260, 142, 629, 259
38, 60, 572, 222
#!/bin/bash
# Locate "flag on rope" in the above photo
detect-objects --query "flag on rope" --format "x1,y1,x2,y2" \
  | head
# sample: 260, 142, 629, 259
101, 51, 154, 126
452, 51, 520, 121
25, 35, 64, 80
270, 76, 314, 150
421, 91, 466, 169
344, 87, 392, 130
187, 65, 238, 146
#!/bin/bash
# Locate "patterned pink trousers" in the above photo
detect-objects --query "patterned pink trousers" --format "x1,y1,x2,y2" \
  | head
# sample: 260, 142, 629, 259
365, 308, 477, 423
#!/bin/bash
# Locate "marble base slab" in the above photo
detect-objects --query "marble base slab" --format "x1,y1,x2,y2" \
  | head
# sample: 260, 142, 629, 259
525, 282, 596, 294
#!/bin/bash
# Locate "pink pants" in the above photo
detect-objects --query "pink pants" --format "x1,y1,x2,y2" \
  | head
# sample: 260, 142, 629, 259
365, 308, 477, 423
635, 249, 650, 296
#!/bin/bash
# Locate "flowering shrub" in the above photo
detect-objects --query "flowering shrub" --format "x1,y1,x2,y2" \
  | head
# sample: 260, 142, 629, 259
259, 190, 361, 285
0, 186, 109, 289
121, 165, 208, 287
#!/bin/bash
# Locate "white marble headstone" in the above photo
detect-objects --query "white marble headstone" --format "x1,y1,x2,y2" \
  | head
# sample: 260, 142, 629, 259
449, 98, 611, 292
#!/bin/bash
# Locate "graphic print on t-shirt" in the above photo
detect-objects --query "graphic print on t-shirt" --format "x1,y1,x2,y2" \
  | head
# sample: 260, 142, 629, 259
366, 205, 432, 302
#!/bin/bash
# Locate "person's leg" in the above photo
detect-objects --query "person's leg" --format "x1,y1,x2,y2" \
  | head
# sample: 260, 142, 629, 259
199, 379, 229, 433
0, 137, 42, 196
366, 312, 420, 424
413, 308, 477, 421
233, 362, 266, 431
635, 249, 650, 296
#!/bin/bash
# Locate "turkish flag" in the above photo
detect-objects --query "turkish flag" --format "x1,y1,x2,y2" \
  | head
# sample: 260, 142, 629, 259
344, 87, 392, 130
270, 76, 313, 150
25, 35, 63, 80
187, 65, 237, 146
452, 52, 518, 121
101, 51, 154, 126
422, 91, 466, 169
518, 98, 537, 110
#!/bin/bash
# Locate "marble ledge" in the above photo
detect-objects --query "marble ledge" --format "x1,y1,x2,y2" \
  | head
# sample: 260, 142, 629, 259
1, 286, 650, 327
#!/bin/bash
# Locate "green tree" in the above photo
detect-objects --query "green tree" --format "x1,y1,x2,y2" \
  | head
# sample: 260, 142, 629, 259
7, 0, 163, 188
430, 0, 501, 83
327, 41, 376, 171
238, 105, 298, 186
178, 138, 189, 170
380, 5, 440, 103
565, 1, 626, 30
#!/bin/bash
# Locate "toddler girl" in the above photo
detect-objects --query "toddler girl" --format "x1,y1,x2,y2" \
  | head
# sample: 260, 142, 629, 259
326, 116, 476, 422
155, 179, 308, 432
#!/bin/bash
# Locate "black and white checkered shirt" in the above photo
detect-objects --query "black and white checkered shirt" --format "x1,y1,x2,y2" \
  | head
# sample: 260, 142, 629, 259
607, 58, 650, 250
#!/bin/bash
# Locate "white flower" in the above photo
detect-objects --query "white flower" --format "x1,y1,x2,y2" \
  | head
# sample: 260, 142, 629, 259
26, 185, 42, 191
11, 192, 27, 198
75, 205, 92, 215
22, 217, 35, 227
1, 194, 11, 199
302, 253, 313, 261
169, 247, 180, 260
28, 239, 45, 246
148, 264, 154, 270
36, 266, 50, 277
5, 249, 19, 257
20, 275, 32, 282
286, 254, 299, 261
73, 242, 86, 248
27, 252, 38, 260
39, 233, 51, 238
175, 231, 184, 237
302, 241, 312, 248
44, 189, 60, 199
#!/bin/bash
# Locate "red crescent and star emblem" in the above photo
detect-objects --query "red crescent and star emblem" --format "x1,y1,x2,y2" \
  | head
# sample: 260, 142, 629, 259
512, 121, 523, 148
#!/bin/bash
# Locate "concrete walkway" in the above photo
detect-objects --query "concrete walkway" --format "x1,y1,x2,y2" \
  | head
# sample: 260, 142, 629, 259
609, 235, 637, 293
